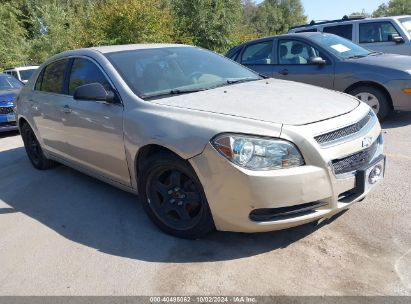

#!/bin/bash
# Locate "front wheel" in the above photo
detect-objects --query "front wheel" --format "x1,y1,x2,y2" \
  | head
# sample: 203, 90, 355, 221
349, 86, 391, 120
138, 152, 215, 239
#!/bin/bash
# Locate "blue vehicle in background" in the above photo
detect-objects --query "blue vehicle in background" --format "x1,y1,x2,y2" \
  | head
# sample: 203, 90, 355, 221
0, 73, 23, 132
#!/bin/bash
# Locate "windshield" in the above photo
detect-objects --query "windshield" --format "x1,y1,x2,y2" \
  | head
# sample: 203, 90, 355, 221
19, 69, 37, 81
0, 75, 23, 90
105, 47, 261, 99
311, 33, 372, 59
400, 17, 411, 34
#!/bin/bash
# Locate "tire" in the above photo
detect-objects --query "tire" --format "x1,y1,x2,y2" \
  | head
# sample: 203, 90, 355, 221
138, 152, 215, 239
21, 123, 55, 170
349, 86, 391, 120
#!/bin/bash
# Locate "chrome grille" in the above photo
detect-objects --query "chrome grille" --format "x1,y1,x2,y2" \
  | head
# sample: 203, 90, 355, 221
315, 111, 373, 145
0, 107, 14, 115
331, 140, 378, 175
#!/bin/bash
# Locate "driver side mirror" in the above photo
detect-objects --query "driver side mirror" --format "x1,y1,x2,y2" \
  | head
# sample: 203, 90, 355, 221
308, 56, 326, 65
73, 83, 116, 103
388, 33, 404, 44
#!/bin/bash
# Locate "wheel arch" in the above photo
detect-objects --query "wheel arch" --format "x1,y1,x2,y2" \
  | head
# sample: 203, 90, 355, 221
18, 116, 29, 130
135, 144, 188, 181
344, 81, 393, 110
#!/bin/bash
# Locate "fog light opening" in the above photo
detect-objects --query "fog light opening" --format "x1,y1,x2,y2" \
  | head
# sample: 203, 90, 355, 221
369, 164, 383, 184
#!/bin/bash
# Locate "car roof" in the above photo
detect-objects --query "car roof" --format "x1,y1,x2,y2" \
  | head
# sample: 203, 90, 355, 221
290, 15, 411, 31
236, 32, 323, 47
90, 43, 193, 54
3, 65, 39, 71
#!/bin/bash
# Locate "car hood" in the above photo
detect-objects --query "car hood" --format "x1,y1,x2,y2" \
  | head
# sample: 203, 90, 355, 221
352, 53, 411, 70
150, 79, 360, 125
0, 89, 19, 107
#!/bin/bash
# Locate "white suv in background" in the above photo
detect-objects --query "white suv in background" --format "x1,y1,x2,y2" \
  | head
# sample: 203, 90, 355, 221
289, 15, 411, 55
3, 66, 39, 83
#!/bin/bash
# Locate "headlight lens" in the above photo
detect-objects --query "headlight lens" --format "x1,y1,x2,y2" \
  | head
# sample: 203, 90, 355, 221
211, 134, 304, 170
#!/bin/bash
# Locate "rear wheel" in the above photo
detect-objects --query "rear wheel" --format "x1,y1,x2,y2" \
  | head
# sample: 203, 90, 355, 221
138, 152, 215, 239
349, 86, 391, 120
21, 123, 55, 170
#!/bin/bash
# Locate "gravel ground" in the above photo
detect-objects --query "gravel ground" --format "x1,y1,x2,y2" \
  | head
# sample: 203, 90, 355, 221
0, 112, 410, 296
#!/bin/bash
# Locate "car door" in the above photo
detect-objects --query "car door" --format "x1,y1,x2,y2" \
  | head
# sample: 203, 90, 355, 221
358, 21, 409, 55
273, 38, 335, 89
62, 57, 130, 186
239, 39, 275, 77
29, 59, 72, 158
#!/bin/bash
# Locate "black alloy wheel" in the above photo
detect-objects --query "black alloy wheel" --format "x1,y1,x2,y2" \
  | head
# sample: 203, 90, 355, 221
139, 152, 214, 239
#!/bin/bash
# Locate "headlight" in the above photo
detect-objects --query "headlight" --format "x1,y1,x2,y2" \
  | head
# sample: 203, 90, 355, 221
211, 134, 304, 170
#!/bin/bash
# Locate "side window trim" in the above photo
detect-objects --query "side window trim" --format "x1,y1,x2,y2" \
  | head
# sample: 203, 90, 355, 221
34, 67, 45, 91
63, 58, 75, 95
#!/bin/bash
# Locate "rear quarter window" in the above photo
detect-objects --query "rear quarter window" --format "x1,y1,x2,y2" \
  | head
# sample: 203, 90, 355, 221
323, 24, 353, 40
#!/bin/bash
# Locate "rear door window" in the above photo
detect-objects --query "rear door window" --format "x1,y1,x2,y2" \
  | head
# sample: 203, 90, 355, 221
359, 22, 401, 43
323, 24, 353, 40
241, 40, 274, 65
41, 59, 69, 94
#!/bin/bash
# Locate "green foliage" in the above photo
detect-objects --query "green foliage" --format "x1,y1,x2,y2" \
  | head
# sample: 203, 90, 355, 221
372, 4, 389, 17
89, 0, 175, 45
373, 0, 411, 17
0, 0, 309, 69
171, 0, 242, 53
0, 3, 28, 68
27, 0, 93, 64
252, 0, 306, 37
349, 9, 371, 18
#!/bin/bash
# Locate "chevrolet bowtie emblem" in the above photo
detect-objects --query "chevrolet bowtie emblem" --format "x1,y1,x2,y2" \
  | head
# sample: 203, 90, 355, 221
362, 136, 373, 148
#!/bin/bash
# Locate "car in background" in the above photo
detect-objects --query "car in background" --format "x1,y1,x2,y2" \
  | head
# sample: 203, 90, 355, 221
0, 73, 23, 132
3, 66, 39, 84
17, 44, 384, 238
288, 15, 411, 56
226, 32, 411, 119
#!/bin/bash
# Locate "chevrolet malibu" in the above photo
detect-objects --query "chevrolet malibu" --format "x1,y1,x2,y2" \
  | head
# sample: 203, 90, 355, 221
17, 44, 385, 239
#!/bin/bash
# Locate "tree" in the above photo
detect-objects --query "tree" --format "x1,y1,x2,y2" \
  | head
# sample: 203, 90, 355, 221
253, 0, 306, 37
0, 3, 28, 69
89, 0, 175, 45
372, 0, 411, 17
26, 0, 94, 64
349, 9, 371, 18
372, 3, 389, 17
172, 0, 241, 52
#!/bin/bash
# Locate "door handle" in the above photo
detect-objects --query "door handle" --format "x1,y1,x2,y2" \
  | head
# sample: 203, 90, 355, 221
62, 105, 72, 114
279, 69, 289, 76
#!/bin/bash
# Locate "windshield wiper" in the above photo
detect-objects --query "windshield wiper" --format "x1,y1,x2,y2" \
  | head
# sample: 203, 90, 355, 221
142, 88, 207, 100
369, 51, 383, 56
226, 78, 260, 84
209, 77, 260, 89
346, 54, 368, 59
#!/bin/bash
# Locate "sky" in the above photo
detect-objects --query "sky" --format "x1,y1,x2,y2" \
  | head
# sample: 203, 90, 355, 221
255, 0, 384, 21
300, 0, 383, 21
